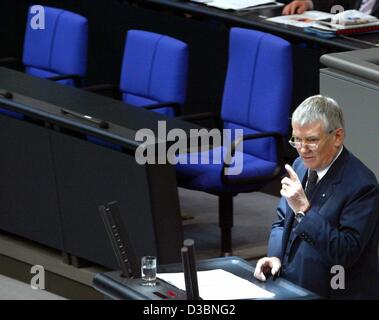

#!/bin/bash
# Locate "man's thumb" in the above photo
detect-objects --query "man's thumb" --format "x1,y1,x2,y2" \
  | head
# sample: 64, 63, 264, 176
271, 265, 279, 275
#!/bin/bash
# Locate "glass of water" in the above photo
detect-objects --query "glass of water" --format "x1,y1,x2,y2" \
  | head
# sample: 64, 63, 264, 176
141, 256, 157, 286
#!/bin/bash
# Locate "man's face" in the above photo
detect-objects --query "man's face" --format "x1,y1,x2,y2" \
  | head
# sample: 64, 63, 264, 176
292, 121, 344, 170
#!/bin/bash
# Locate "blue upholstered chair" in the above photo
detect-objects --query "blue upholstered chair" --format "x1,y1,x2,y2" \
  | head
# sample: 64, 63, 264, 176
119, 30, 188, 116
85, 29, 188, 150
0, 6, 88, 118
23, 5, 88, 87
176, 27, 293, 255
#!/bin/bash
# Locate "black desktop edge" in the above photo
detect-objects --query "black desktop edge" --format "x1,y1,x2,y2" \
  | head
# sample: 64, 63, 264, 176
93, 201, 318, 300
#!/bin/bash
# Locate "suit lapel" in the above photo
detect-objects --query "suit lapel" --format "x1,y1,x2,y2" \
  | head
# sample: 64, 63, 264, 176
281, 148, 349, 257
310, 148, 347, 212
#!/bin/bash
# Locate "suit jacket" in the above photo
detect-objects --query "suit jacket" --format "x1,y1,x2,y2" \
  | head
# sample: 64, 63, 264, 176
314, 0, 379, 17
268, 148, 379, 299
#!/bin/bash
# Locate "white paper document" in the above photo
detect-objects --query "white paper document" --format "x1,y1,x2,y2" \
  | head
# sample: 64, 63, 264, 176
192, 0, 277, 10
267, 10, 333, 28
157, 269, 275, 300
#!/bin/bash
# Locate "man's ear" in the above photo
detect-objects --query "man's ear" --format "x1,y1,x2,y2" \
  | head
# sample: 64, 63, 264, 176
334, 128, 344, 147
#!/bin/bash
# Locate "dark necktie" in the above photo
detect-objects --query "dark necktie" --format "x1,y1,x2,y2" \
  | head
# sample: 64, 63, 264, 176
305, 170, 318, 199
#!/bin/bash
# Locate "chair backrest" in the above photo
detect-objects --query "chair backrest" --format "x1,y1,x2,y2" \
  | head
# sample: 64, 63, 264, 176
22, 6, 88, 86
119, 30, 188, 116
221, 27, 292, 162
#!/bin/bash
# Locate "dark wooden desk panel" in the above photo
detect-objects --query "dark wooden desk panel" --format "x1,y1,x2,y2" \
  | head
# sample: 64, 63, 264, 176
51, 131, 182, 269
0, 67, 198, 136
140, 0, 379, 50
0, 113, 63, 250
0, 67, 199, 269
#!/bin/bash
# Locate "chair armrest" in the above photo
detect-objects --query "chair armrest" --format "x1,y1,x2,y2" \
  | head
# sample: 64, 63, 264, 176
221, 131, 284, 186
47, 74, 82, 88
179, 112, 221, 130
143, 102, 182, 116
83, 84, 120, 99
178, 112, 218, 122
180, 111, 221, 126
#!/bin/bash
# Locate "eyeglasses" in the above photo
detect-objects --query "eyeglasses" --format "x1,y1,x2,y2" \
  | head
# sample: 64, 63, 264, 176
289, 129, 335, 151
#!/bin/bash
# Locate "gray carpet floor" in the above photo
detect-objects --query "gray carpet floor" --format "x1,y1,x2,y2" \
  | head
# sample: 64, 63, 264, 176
180, 188, 280, 261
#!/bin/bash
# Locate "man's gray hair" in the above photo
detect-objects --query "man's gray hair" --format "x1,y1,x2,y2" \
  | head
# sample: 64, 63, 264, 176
291, 95, 345, 132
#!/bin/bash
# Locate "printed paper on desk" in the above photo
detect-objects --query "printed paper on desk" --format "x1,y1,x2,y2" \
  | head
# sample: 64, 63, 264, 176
204, 0, 276, 10
157, 269, 275, 300
267, 10, 333, 28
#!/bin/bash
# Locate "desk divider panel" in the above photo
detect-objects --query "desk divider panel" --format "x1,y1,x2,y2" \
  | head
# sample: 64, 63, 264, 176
0, 75, 186, 269
0, 111, 64, 250
50, 130, 183, 269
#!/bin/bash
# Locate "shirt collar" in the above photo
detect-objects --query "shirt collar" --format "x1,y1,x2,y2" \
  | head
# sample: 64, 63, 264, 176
310, 146, 344, 182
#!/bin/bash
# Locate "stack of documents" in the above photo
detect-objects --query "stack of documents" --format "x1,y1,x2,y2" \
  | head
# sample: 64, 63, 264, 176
267, 10, 379, 37
329, 9, 378, 26
157, 269, 275, 300
312, 17, 379, 35
191, 0, 278, 10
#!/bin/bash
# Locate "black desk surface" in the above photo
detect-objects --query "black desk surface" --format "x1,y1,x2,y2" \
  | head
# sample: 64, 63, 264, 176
139, 0, 379, 51
0, 67, 198, 269
0, 67, 199, 147
93, 256, 318, 300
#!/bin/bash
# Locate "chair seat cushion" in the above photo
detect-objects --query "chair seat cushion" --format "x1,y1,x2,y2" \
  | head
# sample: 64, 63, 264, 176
122, 93, 175, 116
175, 146, 277, 194
25, 66, 76, 86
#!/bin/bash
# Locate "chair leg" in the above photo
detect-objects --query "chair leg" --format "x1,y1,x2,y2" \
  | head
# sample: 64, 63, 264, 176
218, 194, 234, 256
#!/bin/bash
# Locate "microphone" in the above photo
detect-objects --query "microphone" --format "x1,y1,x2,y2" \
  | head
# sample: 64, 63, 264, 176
181, 239, 201, 300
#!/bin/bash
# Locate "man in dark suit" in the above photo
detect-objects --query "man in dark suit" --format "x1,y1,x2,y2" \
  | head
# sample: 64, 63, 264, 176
254, 95, 379, 299
282, 0, 379, 17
